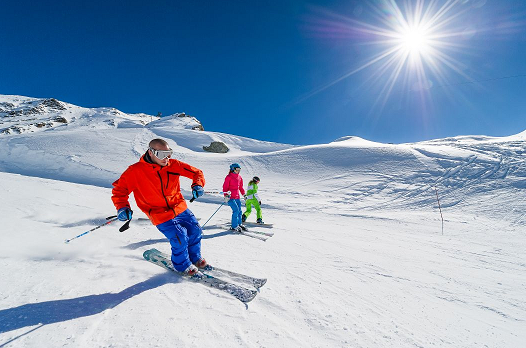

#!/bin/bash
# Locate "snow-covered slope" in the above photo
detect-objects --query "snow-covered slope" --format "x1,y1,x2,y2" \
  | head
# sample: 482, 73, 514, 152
0, 95, 525, 348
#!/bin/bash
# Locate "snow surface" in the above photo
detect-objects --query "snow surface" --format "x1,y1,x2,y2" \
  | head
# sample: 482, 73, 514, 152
0, 95, 525, 348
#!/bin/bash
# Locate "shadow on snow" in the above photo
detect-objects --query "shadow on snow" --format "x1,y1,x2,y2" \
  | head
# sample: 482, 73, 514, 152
0, 273, 178, 334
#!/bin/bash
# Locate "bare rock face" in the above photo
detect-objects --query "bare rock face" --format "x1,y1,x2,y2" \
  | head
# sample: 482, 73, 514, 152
203, 141, 229, 153
53, 116, 68, 123
0, 102, 15, 113
41, 98, 67, 111
177, 112, 204, 131
0, 97, 71, 134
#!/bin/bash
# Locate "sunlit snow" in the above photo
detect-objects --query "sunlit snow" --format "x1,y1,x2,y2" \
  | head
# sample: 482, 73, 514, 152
1, 95, 525, 348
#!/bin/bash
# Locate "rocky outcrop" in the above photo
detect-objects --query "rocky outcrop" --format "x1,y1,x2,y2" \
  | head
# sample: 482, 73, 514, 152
176, 112, 204, 131
0, 97, 72, 134
203, 141, 229, 153
41, 98, 66, 111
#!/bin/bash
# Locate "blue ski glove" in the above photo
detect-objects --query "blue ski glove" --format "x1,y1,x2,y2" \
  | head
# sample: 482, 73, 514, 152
117, 207, 133, 221
191, 185, 204, 200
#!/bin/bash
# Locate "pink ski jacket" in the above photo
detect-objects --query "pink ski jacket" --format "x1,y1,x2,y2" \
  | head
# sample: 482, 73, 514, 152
223, 172, 245, 199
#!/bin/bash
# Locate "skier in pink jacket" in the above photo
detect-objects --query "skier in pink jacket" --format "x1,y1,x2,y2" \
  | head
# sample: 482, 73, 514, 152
223, 163, 247, 232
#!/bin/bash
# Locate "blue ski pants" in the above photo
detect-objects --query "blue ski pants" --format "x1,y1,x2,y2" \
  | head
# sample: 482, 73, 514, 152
156, 209, 202, 272
228, 198, 242, 228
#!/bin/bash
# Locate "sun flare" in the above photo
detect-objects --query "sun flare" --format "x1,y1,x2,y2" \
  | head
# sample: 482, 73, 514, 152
399, 26, 431, 55
301, 0, 472, 109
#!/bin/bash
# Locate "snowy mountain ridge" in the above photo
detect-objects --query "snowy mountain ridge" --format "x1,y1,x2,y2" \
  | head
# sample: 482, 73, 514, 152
0, 94, 203, 135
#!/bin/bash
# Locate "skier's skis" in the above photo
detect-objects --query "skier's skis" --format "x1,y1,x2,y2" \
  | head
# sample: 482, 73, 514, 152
225, 225, 273, 238
241, 229, 274, 237
143, 249, 258, 303
201, 265, 267, 289
243, 222, 273, 228
235, 230, 268, 241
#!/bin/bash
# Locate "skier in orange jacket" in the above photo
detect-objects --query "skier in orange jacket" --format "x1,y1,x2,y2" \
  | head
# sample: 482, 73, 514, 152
112, 138, 206, 275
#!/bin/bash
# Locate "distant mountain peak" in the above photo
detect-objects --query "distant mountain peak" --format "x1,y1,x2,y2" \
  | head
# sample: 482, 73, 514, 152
0, 94, 203, 135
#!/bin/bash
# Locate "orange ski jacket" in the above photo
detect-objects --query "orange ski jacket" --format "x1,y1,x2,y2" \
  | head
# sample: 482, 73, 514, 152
111, 153, 205, 225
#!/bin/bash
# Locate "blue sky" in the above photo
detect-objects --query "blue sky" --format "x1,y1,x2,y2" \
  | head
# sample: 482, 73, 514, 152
1, 0, 525, 145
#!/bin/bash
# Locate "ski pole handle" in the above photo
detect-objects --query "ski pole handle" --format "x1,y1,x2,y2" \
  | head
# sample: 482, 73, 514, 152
119, 219, 131, 232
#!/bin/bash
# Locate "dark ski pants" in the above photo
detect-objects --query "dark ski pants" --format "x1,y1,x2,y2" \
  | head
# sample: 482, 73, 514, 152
156, 209, 202, 272
228, 198, 242, 228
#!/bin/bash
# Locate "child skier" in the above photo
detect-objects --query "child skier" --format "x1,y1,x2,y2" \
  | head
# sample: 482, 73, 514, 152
242, 176, 264, 224
223, 163, 247, 232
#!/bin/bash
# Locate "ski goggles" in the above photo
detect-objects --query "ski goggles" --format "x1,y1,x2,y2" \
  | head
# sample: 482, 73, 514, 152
149, 147, 173, 159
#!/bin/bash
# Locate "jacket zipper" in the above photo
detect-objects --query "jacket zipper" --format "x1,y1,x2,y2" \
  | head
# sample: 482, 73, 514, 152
157, 171, 181, 244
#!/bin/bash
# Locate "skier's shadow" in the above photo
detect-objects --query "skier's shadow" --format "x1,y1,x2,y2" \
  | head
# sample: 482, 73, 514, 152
60, 217, 152, 229
120, 224, 234, 249
201, 223, 233, 239
122, 238, 166, 250
0, 273, 178, 334
202, 230, 232, 239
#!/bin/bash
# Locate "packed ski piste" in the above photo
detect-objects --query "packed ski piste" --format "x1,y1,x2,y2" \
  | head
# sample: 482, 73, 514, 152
69, 138, 271, 303
2, 111, 525, 347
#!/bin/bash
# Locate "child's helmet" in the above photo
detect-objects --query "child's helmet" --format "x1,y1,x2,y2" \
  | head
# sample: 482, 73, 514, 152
253, 176, 260, 182
230, 163, 241, 171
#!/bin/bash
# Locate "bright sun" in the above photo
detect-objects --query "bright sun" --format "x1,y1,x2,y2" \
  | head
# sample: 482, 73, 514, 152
298, 0, 470, 109
400, 26, 431, 55
344, 0, 470, 107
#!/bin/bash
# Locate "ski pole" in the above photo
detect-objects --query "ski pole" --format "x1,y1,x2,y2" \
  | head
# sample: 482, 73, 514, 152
65, 215, 119, 244
201, 202, 226, 228
190, 190, 229, 203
